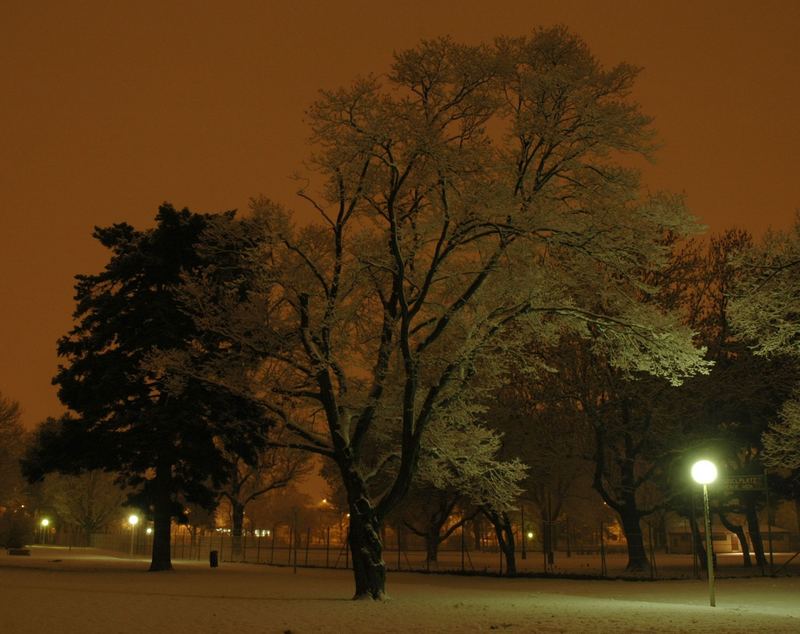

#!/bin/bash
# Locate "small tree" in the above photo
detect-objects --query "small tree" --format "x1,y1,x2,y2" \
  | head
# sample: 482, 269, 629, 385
0, 392, 26, 510
398, 488, 471, 565
410, 418, 526, 570
38, 470, 127, 545
219, 439, 311, 559
245, 484, 313, 547
486, 368, 593, 567
0, 393, 31, 548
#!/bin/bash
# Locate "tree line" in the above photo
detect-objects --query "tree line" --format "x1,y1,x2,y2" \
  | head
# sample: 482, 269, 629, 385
1, 26, 799, 600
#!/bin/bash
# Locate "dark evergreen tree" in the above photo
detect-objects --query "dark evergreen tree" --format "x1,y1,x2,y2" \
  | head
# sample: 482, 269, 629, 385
24, 204, 269, 571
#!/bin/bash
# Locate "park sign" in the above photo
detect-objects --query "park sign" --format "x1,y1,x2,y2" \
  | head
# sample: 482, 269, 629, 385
723, 474, 767, 491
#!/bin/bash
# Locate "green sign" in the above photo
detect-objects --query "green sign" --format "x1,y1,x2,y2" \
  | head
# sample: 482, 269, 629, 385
723, 474, 766, 491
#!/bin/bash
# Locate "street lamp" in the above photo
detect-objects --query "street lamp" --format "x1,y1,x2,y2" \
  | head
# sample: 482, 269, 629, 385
40, 518, 50, 545
691, 459, 717, 607
128, 514, 139, 556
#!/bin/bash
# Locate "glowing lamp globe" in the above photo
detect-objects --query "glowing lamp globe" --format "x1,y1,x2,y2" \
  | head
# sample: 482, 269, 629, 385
40, 518, 50, 528
691, 460, 718, 485
128, 514, 139, 527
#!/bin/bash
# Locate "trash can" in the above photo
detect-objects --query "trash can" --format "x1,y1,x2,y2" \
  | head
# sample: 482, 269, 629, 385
210, 550, 219, 568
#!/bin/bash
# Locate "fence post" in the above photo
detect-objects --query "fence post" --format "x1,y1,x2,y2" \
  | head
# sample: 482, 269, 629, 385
292, 509, 298, 574
461, 520, 465, 573
397, 525, 402, 571
497, 524, 504, 576
547, 492, 554, 568
288, 523, 294, 565
542, 518, 548, 574
648, 523, 656, 579
600, 521, 607, 577
690, 497, 700, 579
566, 517, 571, 558
766, 476, 774, 573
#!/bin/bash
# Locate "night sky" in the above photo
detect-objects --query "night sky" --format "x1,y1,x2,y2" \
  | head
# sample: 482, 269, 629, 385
2, 0, 799, 429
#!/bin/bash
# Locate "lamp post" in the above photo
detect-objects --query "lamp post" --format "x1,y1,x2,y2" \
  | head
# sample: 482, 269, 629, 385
128, 514, 139, 556
40, 518, 50, 545
691, 459, 717, 607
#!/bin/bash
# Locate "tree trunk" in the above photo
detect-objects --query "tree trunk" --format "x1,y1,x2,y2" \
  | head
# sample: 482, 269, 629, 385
425, 528, 440, 563
348, 504, 386, 600
395, 521, 407, 551
485, 510, 517, 576
592, 419, 654, 574
795, 498, 800, 534
231, 500, 245, 561
472, 516, 483, 551
744, 503, 768, 567
501, 518, 517, 576
619, 506, 649, 573
718, 512, 751, 567
688, 512, 707, 569
149, 463, 173, 571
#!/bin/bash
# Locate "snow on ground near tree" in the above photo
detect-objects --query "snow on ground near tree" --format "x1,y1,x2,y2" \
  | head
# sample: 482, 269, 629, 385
1, 547, 799, 633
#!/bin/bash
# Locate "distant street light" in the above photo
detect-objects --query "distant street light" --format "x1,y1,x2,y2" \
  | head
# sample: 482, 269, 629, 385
691, 459, 718, 607
128, 514, 139, 556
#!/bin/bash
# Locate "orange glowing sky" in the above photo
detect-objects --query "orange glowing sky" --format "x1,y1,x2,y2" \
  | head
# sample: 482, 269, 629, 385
2, 0, 799, 429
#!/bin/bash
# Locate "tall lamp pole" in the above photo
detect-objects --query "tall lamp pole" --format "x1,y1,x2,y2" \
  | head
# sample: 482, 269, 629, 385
691, 460, 718, 607
128, 514, 139, 556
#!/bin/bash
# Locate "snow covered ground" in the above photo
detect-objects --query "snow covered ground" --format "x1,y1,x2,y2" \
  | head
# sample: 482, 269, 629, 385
1, 546, 799, 633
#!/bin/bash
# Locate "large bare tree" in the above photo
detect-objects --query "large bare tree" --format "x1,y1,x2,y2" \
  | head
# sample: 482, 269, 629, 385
167, 28, 708, 599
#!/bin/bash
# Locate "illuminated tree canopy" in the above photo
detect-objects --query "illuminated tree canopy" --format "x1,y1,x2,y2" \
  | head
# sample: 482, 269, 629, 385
157, 27, 709, 599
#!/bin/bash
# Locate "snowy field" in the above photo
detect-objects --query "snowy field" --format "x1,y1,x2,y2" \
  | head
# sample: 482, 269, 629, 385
1, 547, 799, 633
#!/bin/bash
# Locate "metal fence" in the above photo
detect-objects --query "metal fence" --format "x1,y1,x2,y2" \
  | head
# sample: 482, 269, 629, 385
45, 519, 800, 580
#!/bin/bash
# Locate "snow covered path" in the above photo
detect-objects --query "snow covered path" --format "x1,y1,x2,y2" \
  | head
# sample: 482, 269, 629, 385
1, 547, 798, 632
